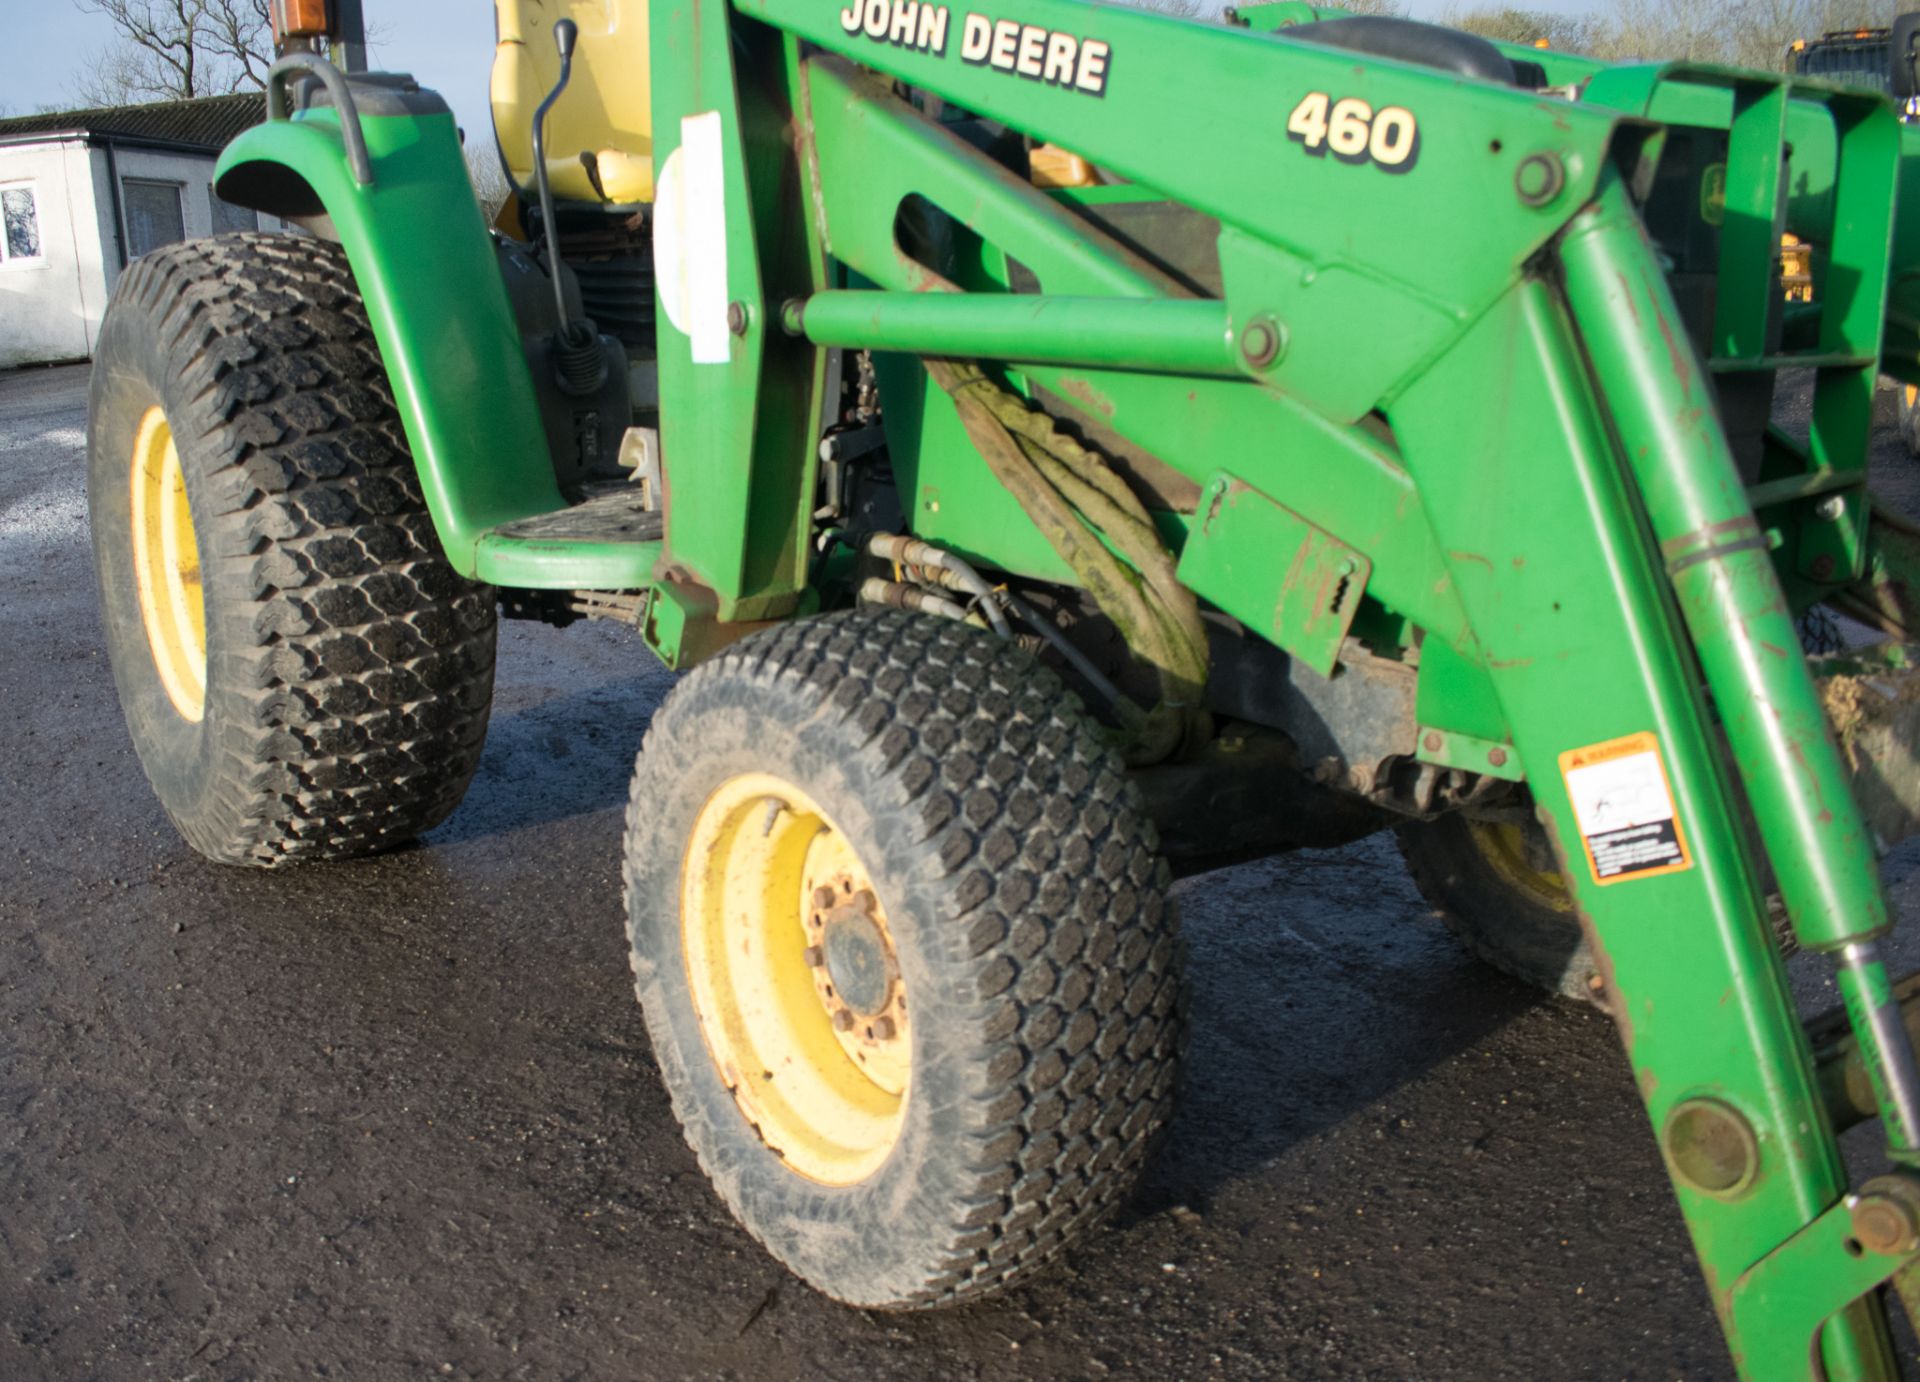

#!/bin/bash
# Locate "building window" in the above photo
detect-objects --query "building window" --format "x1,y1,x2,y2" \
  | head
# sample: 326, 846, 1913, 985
209, 188, 258, 236
123, 179, 185, 259
1, 184, 42, 265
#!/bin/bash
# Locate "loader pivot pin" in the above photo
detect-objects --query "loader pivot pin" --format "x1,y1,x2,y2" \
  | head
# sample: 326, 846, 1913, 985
1849, 1175, 1920, 1256
1663, 1098, 1758, 1197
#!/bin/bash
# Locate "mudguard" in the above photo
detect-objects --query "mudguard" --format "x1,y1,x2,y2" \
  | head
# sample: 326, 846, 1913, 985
215, 98, 564, 577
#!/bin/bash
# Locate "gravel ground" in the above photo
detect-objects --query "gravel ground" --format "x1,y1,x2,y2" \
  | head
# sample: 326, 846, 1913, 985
3, 359, 1917, 1380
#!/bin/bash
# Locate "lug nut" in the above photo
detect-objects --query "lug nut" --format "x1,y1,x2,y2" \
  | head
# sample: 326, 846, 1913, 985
832, 1009, 856, 1032
870, 1016, 897, 1041
852, 889, 876, 913
802, 945, 825, 968
813, 886, 837, 909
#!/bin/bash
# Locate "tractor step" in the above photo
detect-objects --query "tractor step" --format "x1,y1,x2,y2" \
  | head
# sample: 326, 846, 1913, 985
471, 486, 664, 590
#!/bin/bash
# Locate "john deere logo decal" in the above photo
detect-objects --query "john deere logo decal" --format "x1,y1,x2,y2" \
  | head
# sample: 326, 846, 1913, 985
838, 3, 1113, 95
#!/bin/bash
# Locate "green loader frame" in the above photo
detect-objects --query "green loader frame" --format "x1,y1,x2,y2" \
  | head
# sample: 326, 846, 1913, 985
146, 0, 1920, 1372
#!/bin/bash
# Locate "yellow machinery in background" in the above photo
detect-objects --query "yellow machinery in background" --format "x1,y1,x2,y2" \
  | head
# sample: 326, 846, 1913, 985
492, 0, 654, 205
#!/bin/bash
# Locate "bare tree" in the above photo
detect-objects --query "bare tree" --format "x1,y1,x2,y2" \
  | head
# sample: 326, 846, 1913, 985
73, 0, 274, 106
1581, 0, 1904, 66
465, 143, 512, 224
1443, 5, 1598, 47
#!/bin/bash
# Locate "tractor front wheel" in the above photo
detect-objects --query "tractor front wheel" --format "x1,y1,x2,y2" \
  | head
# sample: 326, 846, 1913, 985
623, 610, 1184, 1308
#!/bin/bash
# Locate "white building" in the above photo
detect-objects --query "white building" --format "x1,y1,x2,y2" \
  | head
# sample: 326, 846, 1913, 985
0, 93, 287, 368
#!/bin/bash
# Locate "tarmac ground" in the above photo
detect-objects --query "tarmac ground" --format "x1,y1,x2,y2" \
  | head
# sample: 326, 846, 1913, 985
6, 360, 1920, 1378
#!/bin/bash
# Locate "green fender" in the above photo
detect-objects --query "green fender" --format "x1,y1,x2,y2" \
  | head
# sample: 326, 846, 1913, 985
216, 105, 583, 583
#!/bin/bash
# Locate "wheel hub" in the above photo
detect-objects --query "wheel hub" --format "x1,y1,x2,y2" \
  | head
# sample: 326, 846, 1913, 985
679, 775, 911, 1186
821, 898, 894, 1017
128, 405, 206, 722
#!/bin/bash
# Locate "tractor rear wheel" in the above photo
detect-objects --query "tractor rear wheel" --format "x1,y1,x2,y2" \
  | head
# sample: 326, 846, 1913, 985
87, 233, 496, 866
1395, 810, 1602, 1003
623, 610, 1184, 1308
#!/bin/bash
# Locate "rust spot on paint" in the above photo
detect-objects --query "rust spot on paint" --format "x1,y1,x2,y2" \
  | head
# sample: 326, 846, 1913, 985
1057, 375, 1117, 420
1616, 272, 1642, 326
1448, 550, 1494, 572
1655, 309, 1696, 396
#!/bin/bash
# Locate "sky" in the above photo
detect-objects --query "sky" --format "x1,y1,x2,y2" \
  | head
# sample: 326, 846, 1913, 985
4, 0, 1606, 150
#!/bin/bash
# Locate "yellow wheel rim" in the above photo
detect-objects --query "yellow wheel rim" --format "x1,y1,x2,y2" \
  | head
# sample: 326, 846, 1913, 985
681, 773, 911, 1185
1466, 819, 1574, 913
128, 406, 206, 722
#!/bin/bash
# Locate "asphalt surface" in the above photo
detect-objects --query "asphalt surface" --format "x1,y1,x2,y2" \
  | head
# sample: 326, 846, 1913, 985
5, 359, 1920, 1380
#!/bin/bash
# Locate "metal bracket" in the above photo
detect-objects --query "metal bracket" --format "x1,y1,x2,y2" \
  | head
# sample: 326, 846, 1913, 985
1414, 724, 1523, 781
1726, 1194, 1916, 1376
266, 53, 373, 185
1177, 474, 1371, 678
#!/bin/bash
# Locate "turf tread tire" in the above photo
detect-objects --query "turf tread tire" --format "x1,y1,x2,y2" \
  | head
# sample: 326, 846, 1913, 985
1395, 814, 1599, 1003
623, 609, 1184, 1309
87, 232, 495, 866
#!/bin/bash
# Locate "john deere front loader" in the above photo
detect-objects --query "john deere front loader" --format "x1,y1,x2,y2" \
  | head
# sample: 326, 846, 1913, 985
81, 0, 1920, 1371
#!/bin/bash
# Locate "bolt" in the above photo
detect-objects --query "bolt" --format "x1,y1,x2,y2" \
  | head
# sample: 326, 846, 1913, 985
1515, 152, 1566, 208
870, 1016, 897, 1041
1423, 731, 1444, 753
726, 300, 750, 336
1851, 1175, 1920, 1255
802, 945, 825, 968
1240, 316, 1285, 370
832, 1009, 856, 1033
1809, 553, 1838, 582
1488, 747, 1508, 768
1664, 1098, 1759, 1197
1814, 495, 1847, 521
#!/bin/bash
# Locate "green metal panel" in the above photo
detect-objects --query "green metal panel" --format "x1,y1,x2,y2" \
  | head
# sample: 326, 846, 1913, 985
648, 8, 826, 620
740, 0, 1625, 329
1176, 474, 1370, 678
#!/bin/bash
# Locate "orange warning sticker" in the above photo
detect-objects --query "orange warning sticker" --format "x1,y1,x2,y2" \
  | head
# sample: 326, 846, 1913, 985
1557, 731, 1693, 886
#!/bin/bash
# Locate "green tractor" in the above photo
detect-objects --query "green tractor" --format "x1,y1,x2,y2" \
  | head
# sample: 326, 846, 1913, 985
81, 0, 1920, 1371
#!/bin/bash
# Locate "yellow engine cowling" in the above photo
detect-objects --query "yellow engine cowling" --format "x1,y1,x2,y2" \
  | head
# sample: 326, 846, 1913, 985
492, 0, 655, 205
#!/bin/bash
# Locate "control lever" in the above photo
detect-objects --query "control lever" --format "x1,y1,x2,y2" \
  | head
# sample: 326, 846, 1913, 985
531, 17, 607, 396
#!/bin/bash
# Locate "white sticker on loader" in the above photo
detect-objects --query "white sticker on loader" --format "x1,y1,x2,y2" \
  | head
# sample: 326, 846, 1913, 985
652, 111, 731, 366
1559, 731, 1693, 886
